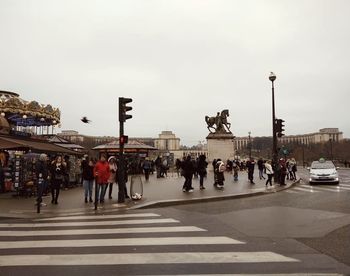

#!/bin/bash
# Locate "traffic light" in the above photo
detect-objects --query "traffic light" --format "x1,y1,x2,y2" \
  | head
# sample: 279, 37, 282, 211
119, 135, 128, 145
119, 97, 133, 122
275, 118, 285, 138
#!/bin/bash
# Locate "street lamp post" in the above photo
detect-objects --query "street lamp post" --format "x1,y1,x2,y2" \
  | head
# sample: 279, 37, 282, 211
269, 72, 278, 180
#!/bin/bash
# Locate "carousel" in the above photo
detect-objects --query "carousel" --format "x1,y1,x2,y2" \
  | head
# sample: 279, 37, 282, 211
0, 90, 79, 195
0, 90, 60, 135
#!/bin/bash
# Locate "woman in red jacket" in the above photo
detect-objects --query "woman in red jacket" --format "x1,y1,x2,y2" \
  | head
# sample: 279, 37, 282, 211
93, 154, 110, 204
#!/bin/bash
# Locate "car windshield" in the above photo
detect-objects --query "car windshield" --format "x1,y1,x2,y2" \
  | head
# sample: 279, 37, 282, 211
311, 162, 334, 169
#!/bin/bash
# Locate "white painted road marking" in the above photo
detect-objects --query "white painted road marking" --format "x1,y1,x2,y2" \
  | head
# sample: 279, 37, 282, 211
0, 252, 299, 266
339, 183, 350, 187
336, 185, 350, 190
299, 185, 340, 193
0, 218, 179, 228
0, 226, 206, 237
293, 186, 319, 193
0, 236, 244, 249
285, 190, 301, 194
35, 213, 161, 221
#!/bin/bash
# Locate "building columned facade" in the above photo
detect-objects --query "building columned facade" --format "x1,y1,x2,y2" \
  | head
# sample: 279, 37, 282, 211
278, 128, 343, 145
154, 131, 180, 151
234, 128, 344, 150
234, 137, 252, 151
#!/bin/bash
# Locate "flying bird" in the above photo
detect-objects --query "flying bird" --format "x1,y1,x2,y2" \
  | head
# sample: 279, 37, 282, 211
81, 116, 91, 124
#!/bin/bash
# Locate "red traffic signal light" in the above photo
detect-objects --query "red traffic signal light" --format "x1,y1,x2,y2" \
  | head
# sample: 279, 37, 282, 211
119, 135, 128, 145
119, 97, 133, 122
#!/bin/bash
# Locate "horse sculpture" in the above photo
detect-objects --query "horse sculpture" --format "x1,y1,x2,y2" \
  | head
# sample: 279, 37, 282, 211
205, 109, 231, 134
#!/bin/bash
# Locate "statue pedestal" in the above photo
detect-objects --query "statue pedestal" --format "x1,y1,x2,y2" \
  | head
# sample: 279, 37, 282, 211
206, 133, 235, 165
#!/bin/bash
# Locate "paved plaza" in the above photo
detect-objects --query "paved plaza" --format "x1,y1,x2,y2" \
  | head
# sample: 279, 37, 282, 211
0, 169, 297, 218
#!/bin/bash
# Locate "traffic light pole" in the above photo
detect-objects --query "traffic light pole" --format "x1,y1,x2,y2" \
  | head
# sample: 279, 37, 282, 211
271, 80, 278, 182
118, 97, 132, 203
118, 120, 126, 203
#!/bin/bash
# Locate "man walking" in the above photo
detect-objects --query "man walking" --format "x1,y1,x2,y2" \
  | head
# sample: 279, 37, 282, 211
246, 157, 256, 184
257, 158, 265, 180
182, 155, 194, 192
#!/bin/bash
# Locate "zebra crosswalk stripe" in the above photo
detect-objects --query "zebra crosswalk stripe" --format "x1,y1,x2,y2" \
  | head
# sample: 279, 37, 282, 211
321, 185, 350, 191
337, 185, 350, 190
339, 183, 350, 187
0, 252, 299, 266
285, 190, 301, 194
0, 218, 178, 228
0, 212, 307, 272
0, 236, 244, 249
293, 186, 318, 193
299, 185, 339, 193
0, 226, 206, 237
34, 213, 161, 221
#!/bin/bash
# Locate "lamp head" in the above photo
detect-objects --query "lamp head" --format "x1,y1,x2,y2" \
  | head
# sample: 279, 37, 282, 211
269, 72, 276, 82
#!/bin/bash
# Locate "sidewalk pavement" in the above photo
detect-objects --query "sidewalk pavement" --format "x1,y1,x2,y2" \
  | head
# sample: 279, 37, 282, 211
0, 170, 300, 219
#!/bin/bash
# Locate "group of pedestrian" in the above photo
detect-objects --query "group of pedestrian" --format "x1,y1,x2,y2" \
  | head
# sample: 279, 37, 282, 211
35, 153, 131, 207
177, 154, 208, 192
86, 154, 129, 204
35, 154, 67, 206
154, 156, 169, 178
274, 158, 297, 185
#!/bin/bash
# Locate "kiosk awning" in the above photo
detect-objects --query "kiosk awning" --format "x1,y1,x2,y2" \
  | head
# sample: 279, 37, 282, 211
0, 136, 80, 155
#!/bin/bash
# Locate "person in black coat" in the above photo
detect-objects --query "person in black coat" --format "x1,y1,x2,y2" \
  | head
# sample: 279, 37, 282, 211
197, 155, 208, 190
246, 158, 256, 184
50, 155, 67, 204
182, 155, 194, 192
257, 158, 265, 180
35, 154, 49, 205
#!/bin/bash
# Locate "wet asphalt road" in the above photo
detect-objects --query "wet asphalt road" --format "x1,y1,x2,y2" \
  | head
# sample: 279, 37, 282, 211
172, 168, 350, 267
1, 168, 349, 275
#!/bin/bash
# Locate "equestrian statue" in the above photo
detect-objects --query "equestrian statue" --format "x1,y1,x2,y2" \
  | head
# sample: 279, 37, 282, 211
205, 109, 231, 134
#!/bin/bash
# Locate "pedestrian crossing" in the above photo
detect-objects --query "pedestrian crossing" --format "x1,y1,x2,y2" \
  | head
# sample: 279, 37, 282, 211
0, 212, 343, 275
285, 183, 350, 194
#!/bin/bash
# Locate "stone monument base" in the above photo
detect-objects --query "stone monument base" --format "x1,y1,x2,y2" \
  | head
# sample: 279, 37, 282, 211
206, 133, 235, 165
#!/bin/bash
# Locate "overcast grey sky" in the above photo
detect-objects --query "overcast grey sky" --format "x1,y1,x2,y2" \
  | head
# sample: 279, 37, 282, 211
1, 0, 349, 145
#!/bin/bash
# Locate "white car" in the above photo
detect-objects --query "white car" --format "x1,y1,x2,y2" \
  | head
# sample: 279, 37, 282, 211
308, 159, 339, 184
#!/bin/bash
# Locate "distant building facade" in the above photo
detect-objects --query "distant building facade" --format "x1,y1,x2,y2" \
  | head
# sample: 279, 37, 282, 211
234, 128, 344, 150
58, 130, 115, 145
58, 130, 181, 152
154, 131, 180, 151
58, 128, 344, 158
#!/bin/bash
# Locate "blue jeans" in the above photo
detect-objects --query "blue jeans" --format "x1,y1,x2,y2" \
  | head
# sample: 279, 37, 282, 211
83, 179, 94, 199
97, 184, 107, 202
